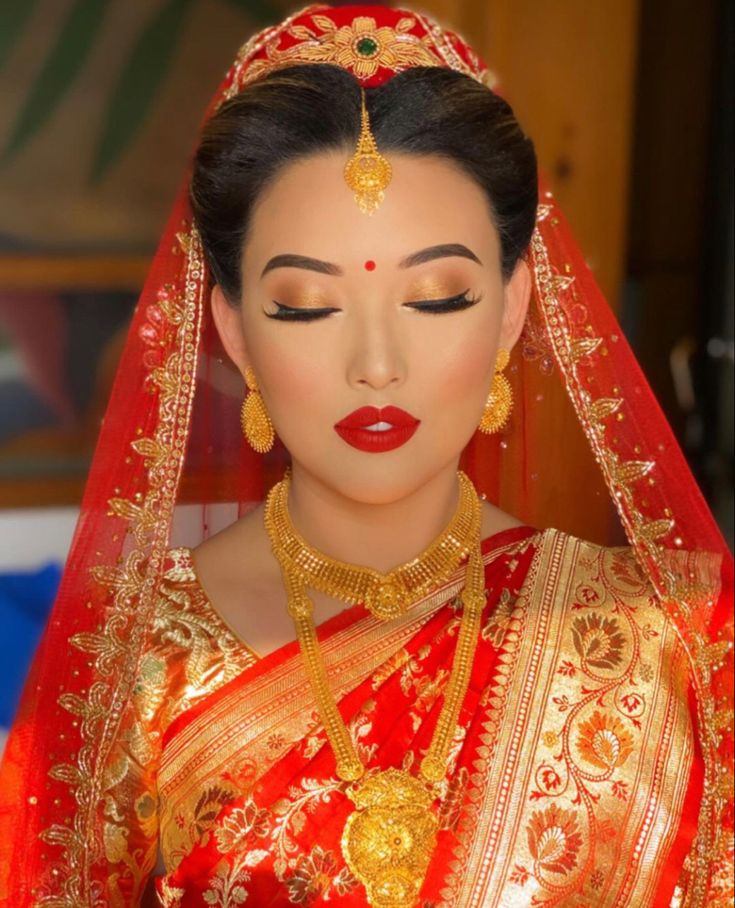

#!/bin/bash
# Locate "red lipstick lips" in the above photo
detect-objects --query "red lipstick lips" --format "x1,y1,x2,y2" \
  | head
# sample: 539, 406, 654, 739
334, 405, 420, 453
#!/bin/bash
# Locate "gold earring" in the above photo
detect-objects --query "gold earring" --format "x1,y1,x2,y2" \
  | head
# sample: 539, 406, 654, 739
479, 348, 513, 434
241, 366, 274, 453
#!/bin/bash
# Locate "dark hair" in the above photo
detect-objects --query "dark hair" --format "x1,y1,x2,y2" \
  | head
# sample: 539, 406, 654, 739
190, 64, 537, 303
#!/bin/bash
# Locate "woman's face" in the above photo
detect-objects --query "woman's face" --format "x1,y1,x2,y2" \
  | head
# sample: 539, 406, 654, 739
213, 150, 530, 505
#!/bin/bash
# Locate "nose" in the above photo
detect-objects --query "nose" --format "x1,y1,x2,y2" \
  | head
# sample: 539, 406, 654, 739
345, 308, 407, 392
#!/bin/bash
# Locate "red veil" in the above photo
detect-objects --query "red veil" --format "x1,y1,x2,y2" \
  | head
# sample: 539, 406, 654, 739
0, 5, 731, 906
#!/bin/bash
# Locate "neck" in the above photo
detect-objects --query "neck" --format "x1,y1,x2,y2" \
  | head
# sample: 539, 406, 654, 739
286, 461, 462, 574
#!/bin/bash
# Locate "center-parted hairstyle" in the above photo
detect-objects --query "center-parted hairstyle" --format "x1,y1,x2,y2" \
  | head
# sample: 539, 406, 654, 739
190, 63, 538, 303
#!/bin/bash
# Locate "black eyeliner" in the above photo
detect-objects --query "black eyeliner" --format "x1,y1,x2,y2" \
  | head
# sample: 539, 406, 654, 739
265, 290, 481, 321
406, 289, 481, 314
264, 301, 340, 321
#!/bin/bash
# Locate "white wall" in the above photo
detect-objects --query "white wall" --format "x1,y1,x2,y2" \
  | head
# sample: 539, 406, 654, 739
0, 507, 78, 570
0, 502, 247, 571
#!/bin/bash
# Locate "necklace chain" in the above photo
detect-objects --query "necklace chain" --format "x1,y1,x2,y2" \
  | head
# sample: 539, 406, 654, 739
264, 472, 486, 907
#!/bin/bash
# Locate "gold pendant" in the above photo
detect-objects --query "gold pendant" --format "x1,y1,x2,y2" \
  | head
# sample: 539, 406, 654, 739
341, 768, 438, 908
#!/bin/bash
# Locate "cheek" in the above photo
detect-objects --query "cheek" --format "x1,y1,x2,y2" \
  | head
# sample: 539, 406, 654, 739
248, 329, 335, 423
437, 344, 495, 427
420, 314, 499, 413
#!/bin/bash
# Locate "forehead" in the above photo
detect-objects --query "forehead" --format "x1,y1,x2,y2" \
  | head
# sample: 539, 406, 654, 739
243, 151, 500, 275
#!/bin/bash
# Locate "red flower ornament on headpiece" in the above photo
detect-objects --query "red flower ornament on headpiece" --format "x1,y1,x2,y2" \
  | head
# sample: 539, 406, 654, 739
221, 4, 491, 94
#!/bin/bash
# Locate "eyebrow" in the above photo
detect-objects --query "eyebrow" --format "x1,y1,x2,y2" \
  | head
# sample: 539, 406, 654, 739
259, 243, 482, 278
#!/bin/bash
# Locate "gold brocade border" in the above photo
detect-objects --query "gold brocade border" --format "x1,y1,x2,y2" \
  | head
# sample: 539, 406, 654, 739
529, 209, 727, 906
448, 530, 694, 906
437, 530, 543, 904
447, 528, 563, 906
37, 229, 206, 906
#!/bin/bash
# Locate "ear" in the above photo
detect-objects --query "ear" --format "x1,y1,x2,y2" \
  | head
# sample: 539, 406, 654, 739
210, 284, 250, 376
499, 259, 532, 351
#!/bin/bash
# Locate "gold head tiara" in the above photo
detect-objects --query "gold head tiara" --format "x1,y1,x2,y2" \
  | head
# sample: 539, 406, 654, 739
343, 89, 392, 215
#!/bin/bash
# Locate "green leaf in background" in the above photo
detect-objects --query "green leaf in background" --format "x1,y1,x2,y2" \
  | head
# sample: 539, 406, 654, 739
0, 0, 40, 71
223, 0, 281, 28
90, 0, 196, 183
2, 0, 112, 162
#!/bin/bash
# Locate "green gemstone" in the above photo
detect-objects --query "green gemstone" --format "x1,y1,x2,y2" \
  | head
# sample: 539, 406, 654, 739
356, 36, 378, 56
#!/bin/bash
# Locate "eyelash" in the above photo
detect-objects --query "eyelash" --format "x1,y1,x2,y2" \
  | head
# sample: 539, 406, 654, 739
408, 290, 481, 315
264, 290, 481, 321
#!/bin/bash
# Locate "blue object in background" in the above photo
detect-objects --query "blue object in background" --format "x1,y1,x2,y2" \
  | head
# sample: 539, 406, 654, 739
0, 563, 62, 727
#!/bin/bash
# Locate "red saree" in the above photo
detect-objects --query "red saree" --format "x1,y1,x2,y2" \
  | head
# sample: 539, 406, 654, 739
155, 527, 710, 906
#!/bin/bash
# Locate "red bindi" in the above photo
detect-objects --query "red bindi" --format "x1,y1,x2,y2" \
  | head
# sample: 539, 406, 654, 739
364, 260, 376, 271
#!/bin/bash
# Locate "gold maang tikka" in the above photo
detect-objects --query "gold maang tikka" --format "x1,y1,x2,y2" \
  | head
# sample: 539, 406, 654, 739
344, 89, 392, 215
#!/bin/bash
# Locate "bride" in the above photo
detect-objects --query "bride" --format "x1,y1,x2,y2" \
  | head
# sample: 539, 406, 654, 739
1, 5, 731, 907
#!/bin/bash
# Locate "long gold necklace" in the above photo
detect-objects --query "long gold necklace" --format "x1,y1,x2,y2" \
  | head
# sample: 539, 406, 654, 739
264, 472, 486, 908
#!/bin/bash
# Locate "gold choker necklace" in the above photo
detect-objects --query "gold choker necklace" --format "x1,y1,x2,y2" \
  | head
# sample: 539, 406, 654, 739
264, 470, 481, 620
264, 472, 486, 907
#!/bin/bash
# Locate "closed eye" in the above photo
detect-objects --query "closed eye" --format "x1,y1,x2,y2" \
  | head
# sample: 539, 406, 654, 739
264, 289, 482, 321
405, 290, 482, 314
264, 301, 341, 321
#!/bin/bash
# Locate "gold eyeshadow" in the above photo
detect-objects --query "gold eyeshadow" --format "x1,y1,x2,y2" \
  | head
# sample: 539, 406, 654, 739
270, 286, 331, 308
276, 279, 467, 309
404, 279, 468, 302
401, 276, 474, 303
269, 269, 474, 308
398, 263, 474, 297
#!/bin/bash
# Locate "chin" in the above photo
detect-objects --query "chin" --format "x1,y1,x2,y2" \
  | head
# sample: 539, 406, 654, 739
332, 473, 425, 506
294, 446, 457, 507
